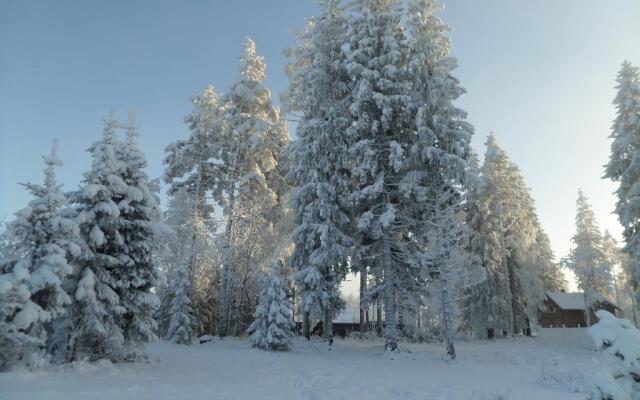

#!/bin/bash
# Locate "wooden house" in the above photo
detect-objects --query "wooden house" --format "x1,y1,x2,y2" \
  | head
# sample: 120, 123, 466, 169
540, 291, 619, 328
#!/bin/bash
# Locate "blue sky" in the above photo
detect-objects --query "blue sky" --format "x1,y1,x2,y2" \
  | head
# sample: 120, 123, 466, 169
1, 0, 639, 270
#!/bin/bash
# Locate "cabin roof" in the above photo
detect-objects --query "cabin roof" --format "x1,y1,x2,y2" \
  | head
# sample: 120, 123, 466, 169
546, 291, 619, 311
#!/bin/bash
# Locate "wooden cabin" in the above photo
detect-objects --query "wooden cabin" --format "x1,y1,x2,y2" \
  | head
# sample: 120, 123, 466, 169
294, 309, 386, 339
540, 291, 619, 328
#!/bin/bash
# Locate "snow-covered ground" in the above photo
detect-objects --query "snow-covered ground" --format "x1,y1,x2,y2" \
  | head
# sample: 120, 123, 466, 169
0, 337, 602, 400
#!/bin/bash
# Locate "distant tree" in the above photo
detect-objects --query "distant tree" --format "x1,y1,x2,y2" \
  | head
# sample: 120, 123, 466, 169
464, 135, 547, 337
564, 190, 612, 326
535, 230, 567, 292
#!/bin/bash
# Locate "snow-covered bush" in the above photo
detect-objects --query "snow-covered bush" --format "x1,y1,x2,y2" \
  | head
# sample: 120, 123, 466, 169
588, 310, 640, 400
248, 267, 294, 351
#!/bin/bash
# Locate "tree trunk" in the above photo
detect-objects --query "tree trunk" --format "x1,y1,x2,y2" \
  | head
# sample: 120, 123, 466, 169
218, 266, 230, 337
322, 305, 333, 345
584, 290, 591, 327
376, 298, 382, 336
359, 268, 367, 332
612, 264, 622, 315
232, 288, 245, 336
501, 247, 516, 336
218, 179, 236, 337
439, 271, 456, 359
303, 311, 311, 340
382, 230, 397, 351
630, 291, 639, 328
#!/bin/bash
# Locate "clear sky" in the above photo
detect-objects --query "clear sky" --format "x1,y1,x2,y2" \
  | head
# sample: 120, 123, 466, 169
1, 0, 639, 284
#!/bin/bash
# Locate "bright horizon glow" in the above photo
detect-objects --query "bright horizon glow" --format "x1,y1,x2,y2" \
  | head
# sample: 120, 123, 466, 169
1, 1, 639, 291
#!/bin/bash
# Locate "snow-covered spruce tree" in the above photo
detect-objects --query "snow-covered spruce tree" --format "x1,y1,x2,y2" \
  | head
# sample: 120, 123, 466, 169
602, 231, 640, 325
0, 260, 41, 370
506, 165, 546, 329
248, 263, 294, 351
284, 0, 353, 342
404, 0, 476, 358
588, 310, 640, 400
619, 253, 640, 327
459, 151, 503, 339
421, 180, 465, 359
466, 135, 515, 337
164, 259, 196, 344
463, 135, 546, 337
64, 115, 129, 362
114, 115, 163, 356
564, 190, 612, 327
345, 0, 418, 351
535, 229, 567, 292
215, 38, 289, 337
605, 60, 640, 314
164, 86, 221, 334
0, 141, 80, 369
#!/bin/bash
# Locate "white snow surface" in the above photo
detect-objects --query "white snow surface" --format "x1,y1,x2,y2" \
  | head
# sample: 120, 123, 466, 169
0, 337, 603, 400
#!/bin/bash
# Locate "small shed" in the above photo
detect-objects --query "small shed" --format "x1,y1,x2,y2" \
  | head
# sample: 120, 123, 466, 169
540, 291, 619, 328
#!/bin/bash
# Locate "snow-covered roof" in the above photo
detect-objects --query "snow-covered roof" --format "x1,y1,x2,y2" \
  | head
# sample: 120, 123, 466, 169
546, 292, 618, 310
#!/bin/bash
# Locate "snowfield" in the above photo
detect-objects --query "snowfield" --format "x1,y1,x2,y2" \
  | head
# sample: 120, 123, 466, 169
0, 337, 603, 400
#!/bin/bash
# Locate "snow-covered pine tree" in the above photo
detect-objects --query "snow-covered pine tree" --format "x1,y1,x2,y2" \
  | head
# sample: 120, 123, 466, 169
164, 85, 221, 210
215, 38, 289, 337
404, 0, 475, 358
605, 60, 640, 313
284, 0, 353, 343
114, 115, 163, 356
0, 140, 80, 369
345, 0, 417, 351
248, 263, 294, 351
64, 115, 129, 362
564, 190, 612, 327
164, 86, 221, 335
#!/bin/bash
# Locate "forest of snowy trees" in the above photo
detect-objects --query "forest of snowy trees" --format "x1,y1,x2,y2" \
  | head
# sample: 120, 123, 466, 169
1, 0, 639, 373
